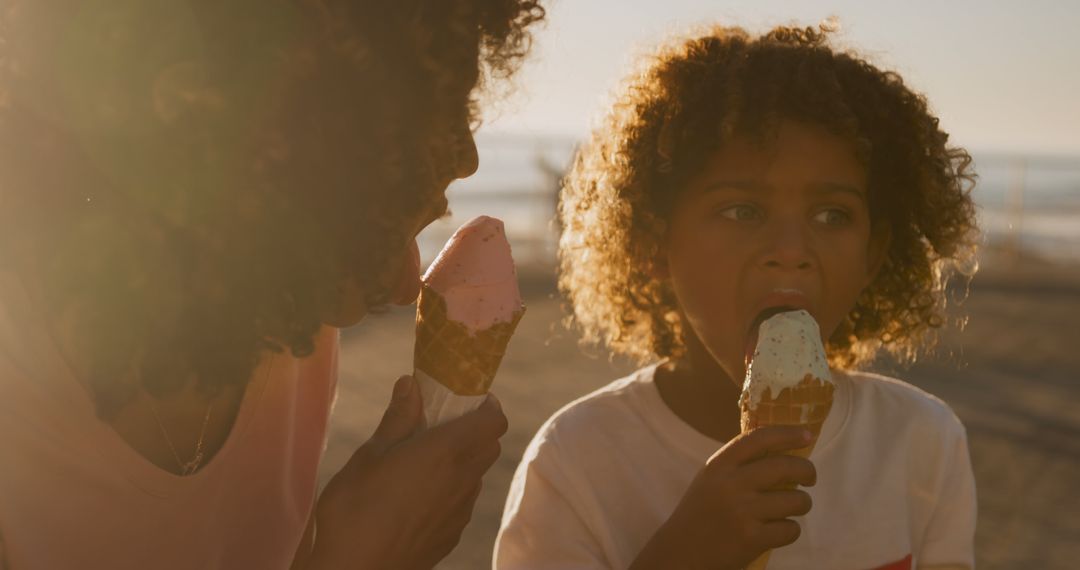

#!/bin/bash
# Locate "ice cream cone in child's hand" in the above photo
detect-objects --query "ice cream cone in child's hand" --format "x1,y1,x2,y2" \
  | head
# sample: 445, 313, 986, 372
413, 216, 525, 427
739, 309, 835, 570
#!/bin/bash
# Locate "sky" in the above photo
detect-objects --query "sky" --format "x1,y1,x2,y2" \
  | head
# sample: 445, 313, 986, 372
480, 0, 1080, 156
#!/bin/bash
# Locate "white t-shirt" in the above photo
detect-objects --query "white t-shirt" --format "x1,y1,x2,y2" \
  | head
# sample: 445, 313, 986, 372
495, 365, 975, 570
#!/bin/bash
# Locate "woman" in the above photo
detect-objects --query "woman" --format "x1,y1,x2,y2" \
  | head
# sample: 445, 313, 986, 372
0, 1, 544, 568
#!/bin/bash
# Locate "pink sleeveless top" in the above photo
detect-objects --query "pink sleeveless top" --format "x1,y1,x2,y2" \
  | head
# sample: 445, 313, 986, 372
0, 272, 339, 570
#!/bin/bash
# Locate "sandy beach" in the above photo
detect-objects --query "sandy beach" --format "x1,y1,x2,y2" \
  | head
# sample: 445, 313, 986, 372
319, 252, 1080, 569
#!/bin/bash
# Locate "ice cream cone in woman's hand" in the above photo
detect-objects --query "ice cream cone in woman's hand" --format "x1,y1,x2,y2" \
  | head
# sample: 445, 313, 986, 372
413, 216, 525, 426
739, 310, 835, 570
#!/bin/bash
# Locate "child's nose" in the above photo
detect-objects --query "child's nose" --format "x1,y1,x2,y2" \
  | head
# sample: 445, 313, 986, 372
761, 222, 814, 272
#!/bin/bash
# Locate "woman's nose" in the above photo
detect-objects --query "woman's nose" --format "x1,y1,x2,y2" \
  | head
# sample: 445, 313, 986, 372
453, 129, 479, 180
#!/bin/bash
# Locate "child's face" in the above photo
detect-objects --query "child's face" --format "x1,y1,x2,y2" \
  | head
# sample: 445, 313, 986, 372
662, 120, 888, 383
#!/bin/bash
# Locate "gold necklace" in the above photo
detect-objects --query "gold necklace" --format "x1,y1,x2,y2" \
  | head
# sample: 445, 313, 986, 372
148, 398, 215, 476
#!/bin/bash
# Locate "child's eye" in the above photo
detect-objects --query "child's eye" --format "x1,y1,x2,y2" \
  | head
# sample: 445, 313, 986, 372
717, 204, 761, 222
813, 208, 852, 226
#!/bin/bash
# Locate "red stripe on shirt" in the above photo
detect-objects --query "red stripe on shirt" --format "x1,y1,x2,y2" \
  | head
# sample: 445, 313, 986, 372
872, 553, 912, 570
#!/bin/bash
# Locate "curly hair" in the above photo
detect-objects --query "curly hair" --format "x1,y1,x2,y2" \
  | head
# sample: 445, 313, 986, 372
559, 23, 978, 370
0, 0, 544, 417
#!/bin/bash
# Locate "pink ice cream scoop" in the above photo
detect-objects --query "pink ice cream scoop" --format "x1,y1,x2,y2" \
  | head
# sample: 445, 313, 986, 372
414, 215, 526, 402
422, 215, 524, 333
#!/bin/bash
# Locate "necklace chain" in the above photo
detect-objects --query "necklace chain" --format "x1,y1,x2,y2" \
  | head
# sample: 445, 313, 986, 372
17, 268, 285, 477
149, 399, 214, 476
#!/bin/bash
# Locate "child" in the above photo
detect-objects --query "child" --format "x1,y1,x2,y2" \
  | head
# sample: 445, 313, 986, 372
496, 23, 978, 570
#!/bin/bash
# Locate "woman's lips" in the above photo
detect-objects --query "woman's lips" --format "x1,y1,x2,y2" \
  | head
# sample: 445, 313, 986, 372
390, 240, 422, 305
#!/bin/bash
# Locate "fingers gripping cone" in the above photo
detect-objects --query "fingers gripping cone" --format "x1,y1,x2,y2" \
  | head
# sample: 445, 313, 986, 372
740, 375, 834, 570
739, 310, 835, 570
412, 216, 525, 427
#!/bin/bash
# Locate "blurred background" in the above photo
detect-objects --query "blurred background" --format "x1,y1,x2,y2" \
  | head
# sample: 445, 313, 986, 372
320, 1, 1080, 568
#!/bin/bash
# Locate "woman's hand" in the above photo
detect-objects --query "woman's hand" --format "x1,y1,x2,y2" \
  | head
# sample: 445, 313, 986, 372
630, 426, 817, 570
307, 375, 507, 570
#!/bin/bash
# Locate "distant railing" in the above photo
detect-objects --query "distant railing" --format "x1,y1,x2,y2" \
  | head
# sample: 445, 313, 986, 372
418, 135, 573, 270
974, 154, 1080, 265
418, 187, 559, 269
418, 135, 1080, 269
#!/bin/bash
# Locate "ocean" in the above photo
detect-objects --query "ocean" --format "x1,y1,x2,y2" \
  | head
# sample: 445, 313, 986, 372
418, 134, 1080, 267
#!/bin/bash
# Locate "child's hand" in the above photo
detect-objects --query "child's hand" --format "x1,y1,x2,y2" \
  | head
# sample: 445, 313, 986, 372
307, 375, 507, 570
630, 426, 816, 570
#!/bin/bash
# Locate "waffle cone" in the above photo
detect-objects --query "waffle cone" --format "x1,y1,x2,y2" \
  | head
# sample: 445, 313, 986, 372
740, 374, 834, 570
413, 284, 524, 396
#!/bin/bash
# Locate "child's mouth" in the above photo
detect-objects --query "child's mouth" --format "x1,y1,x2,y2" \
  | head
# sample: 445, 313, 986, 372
744, 305, 799, 367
